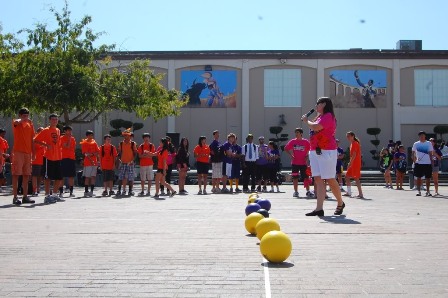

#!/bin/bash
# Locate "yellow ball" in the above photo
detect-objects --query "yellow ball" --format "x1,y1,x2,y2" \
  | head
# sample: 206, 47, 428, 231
247, 197, 257, 204
255, 218, 280, 240
244, 212, 264, 235
249, 193, 259, 199
260, 231, 292, 263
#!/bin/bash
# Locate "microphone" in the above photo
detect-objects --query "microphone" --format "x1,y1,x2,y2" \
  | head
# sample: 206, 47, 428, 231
301, 108, 315, 121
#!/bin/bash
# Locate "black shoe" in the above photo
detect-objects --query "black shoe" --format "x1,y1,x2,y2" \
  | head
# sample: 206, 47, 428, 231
22, 197, 35, 204
306, 209, 324, 216
13, 197, 22, 206
334, 202, 346, 215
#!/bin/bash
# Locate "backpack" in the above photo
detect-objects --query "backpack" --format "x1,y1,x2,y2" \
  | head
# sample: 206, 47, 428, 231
101, 144, 116, 157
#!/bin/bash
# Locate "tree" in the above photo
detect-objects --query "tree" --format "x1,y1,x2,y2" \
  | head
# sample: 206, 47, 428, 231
433, 125, 448, 141
366, 127, 381, 164
0, 1, 185, 124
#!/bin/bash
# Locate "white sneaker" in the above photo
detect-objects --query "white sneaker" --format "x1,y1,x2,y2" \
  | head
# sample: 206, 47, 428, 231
293, 191, 299, 197
88, 191, 94, 197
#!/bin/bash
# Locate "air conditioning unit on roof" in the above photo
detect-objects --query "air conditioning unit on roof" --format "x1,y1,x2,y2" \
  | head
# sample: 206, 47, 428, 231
396, 40, 422, 51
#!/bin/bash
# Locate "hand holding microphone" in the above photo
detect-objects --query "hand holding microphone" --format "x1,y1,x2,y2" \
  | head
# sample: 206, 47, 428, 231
301, 108, 315, 121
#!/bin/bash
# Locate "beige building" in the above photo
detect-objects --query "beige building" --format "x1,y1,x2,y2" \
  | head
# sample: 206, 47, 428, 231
3, 50, 445, 168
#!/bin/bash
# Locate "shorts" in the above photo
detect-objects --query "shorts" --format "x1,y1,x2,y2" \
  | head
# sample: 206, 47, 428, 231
196, 162, 209, 175
12, 151, 32, 176
309, 149, 337, 180
222, 162, 232, 177
32, 165, 43, 176
268, 166, 278, 183
291, 164, 307, 181
432, 166, 439, 173
256, 164, 270, 181
156, 168, 164, 174
336, 162, 343, 174
45, 160, 63, 180
414, 164, 432, 178
118, 163, 135, 181
83, 166, 98, 178
212, 162, 223, 179
102, 169, 115, 182
61, 158, 76, 177
140, 165, 154, 181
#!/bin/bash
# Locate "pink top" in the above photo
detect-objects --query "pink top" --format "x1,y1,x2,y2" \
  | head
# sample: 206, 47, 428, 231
309, 113, 337, 150
284, 138, 310, 165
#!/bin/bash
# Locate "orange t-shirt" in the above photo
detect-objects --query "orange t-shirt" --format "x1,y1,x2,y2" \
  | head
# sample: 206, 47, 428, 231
194, 145, 210, 163
60, 135, 76, 160
138, 143, 155, 166
81, 139, 100, 166
120, 141, 136, 163
157, 149, 168, 170
34, 126, 61, 161
100, 144, 118, 170
13, 119, 35, 154
0, 137, 8, 166
32, 143, 46, 166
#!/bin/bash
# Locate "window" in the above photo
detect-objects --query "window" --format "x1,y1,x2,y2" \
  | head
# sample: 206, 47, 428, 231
415, 69, 448, 106
264, 69, 301, 107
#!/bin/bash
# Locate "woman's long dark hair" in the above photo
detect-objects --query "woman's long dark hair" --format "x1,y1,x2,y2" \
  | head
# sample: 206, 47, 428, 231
317, 97, 335, 118
346, 131, 360, 143
198, 136, 206, 147
160, 138, 169, 154
179, 137, 189, 151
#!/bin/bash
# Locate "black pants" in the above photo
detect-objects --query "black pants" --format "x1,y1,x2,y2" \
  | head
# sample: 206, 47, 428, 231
242, 161, 256, 190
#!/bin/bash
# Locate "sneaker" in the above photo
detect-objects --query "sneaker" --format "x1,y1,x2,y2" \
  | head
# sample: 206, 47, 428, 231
54, 195, 64, 202
84, 191, 89, 197
102, 191, 108, 196
416, 192, 421, 196
262, 187, 267, 192
70, 193, 76, 197
243, 188, 250, 193
169, 191, 177, 197
44, 195, 57, 204
269, 189, 274, 193
425, 192, 432, 197
221, 188, 230, 194
229, 187, 234, 193
198, 190, 202, 195
306, 191, 313, 198
146, 191, 151, 196
32, 192, 39, 197
128, 191, 135, 196
109, 190, 115, 196
276, 188, 280, 193
256, 186, 261, 192
166, 190, 171, 196
235, 188, 242, 193
293, 191, 299, 198
88, 191, 94, 197
138, 191, 145, 196
203, 190, 208, 195
13, 197, 22, 206
160, 191, 166, 196
153, 194, 159, 199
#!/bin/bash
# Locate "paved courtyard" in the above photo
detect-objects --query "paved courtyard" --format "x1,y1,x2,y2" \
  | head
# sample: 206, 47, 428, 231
0, 184, 447, 297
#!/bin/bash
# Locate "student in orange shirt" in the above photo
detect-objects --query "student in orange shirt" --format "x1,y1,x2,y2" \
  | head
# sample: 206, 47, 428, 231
12, 108, 35, 205
138, 133, 156, 196
32, 127, 45, 196
80, 130, 100, 197
117, 129, 138, 196
0, 128, 10, 193
99, 134, 118, 196
60, 125, 77, 197
344, 131, 364, 198
194, 136, 211, 195
154, 138, 176, 199
34, 113, 62, 202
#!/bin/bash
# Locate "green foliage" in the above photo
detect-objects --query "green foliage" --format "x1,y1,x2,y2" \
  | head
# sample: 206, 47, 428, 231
367, 128, 381, 135
0, 1, 185, 124
434, 125, 448, 140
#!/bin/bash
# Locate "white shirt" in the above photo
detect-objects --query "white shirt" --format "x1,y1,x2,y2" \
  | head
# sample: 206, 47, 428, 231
412, 140, 433, 165
242, 143, 258, 162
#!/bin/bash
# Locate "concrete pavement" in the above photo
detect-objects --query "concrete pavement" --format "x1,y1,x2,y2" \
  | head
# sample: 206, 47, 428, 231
0, 184, 447, 297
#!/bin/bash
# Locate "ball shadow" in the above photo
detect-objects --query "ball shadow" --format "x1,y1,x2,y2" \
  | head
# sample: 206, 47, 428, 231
261, 261, 294, 268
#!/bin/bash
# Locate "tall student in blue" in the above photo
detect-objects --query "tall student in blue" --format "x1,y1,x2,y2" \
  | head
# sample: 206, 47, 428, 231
411, 131, 434, 197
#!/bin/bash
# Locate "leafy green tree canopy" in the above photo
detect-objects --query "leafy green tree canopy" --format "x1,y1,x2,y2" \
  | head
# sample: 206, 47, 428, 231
0, 1, 185, 124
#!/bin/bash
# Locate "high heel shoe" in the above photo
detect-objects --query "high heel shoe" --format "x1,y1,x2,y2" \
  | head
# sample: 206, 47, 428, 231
334, 201, 346, 215
305, 209, 324, 217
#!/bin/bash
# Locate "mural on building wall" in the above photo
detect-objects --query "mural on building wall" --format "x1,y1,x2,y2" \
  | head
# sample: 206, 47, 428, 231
329, 70, 387, 108
181, 70, 237, 108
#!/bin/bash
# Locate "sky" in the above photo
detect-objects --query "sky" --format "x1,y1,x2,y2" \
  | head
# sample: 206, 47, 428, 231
0, 0, 447, 51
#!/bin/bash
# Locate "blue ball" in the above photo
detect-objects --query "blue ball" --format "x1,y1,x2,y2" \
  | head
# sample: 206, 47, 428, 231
257, 208, 270, 218
245, 203, 261, 216
257, 199, 271, 211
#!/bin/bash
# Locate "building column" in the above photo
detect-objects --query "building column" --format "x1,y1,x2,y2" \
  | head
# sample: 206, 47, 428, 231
167, 59, 176, 132
242, 59, 250, 138
392, 59, 401, 140
316, 59, 325, 98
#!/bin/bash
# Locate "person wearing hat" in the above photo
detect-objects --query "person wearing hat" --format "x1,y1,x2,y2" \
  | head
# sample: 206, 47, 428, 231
241, 134, 258, 192
412, 131, 434, 196
116, 129, 138, 196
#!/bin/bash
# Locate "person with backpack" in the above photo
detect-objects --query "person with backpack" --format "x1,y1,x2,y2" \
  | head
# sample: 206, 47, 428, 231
100, 134, 118, 196
138, 133, 156, 196
176, 137, 190, 194
117, 129, 138, 196
80, 130, 100, 197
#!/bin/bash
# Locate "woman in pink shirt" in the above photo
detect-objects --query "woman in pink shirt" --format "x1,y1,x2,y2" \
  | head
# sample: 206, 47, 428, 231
301, 97, 345, 216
